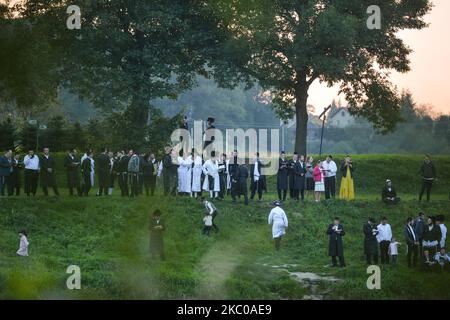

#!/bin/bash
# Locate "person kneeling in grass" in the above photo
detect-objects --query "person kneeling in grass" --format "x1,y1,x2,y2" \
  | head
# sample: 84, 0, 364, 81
434, 248, 450, 271
382, 179, 400, 204
17, 230, 29, 257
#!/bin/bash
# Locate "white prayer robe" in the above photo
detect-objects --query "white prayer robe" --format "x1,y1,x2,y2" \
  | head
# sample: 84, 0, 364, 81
268, 206, 288, 238
177, 156, 192, 193
202, 159, 220, 192
440, 224, 447, 249
191, 156, 203, 192
17, 235, 29, 256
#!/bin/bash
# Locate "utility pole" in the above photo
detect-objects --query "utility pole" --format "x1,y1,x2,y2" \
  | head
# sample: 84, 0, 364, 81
318, 105, 331, 157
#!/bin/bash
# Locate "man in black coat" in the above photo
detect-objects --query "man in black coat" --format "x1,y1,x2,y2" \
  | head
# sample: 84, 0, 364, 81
382, 179, 400, 204
96, 148, 110, 196
291, 154, 306, 201
64, 148, 82, 196
162, 147, 177, 196
10, 152, 23, 196
118, 150, 130, 197
40, 147, 60, 196
413, 212, 426, 254
419, 154, 436, 202
229, 150, 239, 200
81, 151, 93, 196
363, 217, 379, 265
404, 217, 419, 268
277, 151, 289, 201
236, 163, 249, 205
327, 217, 345, 267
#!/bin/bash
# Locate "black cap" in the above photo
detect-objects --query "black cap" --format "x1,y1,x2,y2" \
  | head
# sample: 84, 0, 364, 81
207, 117, 215, 123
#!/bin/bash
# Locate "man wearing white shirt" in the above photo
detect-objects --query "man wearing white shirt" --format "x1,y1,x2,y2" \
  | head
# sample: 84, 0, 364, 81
377, 217, 393, 265
23, 149, 40, 197
250, 152, 265, 201
322, 155, 337, 199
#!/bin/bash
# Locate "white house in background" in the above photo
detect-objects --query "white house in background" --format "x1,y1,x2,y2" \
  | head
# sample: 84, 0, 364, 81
327, 107, 355, 128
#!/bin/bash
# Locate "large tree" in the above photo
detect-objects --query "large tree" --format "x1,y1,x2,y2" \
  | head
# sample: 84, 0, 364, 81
207, 0, 432, 154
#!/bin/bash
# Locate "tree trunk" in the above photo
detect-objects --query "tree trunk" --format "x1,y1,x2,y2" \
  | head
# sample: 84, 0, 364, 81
294, 78, 309, 156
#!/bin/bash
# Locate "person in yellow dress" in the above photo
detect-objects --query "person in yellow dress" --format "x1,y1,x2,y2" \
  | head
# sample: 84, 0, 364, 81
339, 155, 355, 200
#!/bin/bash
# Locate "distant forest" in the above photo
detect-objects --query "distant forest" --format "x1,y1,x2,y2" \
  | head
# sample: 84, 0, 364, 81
1, 76, 448, 155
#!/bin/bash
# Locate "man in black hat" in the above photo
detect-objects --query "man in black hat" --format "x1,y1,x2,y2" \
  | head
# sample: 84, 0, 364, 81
363, 217, 379, 265
229, 150, 239, 200
404, 217, 419, 268
40, 147, 60, 197
96, 148, 110, 196
64, 148, 82, 196
277, 151, 289, 201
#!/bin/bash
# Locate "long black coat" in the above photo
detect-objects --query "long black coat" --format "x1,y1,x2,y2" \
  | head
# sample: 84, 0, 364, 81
64, 154, 80, 187
327, 223, 345, 256
277, 158, 289, 190
291, 160, 306, 190
237, 164, 248, 195
363, 223, 379, 255
149, 217, 165, 255
10, 159, 23, 187
40, 155, 57, 187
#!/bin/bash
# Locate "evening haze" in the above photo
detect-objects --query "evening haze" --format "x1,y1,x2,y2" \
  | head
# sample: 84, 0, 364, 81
308, 0, 450, 115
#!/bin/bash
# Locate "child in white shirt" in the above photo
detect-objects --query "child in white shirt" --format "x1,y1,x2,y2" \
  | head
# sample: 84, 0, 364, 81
202, 213, 213, 236
388, 237, 400, 266
17, 230, 29, 257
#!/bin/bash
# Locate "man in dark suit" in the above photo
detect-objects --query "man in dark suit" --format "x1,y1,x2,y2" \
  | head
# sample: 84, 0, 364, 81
0, 150, 13, 196
236, 163, 249, 205
327, 217, 346, 267
162, 147, 177, 196
418, 154, 436, 202
81, 151, 93, 196
404, 217, 419, 268
40, 147, 60, 196
96, 148, 110, 196
64, 148, 82, 196
10, 152, 23, 196
414, 212, 426, 254
363, 217, 379, 265
276, 151, 289, 201
229, 150, 239, 200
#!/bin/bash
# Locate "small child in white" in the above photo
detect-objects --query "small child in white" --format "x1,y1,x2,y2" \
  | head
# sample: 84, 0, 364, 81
17, 230, 29, 257
388, 237, 400, 266
202, 213, 213, 236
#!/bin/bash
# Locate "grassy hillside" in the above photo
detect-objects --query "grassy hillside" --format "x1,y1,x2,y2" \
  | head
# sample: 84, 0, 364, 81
0, 155, 449, 300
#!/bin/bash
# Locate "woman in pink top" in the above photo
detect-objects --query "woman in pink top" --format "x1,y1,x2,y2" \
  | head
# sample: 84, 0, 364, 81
313, 160, 325, 202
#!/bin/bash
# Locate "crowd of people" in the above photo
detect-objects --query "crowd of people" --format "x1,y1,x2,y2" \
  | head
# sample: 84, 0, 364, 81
0, 142, 439, 204
267, 203, 448, 270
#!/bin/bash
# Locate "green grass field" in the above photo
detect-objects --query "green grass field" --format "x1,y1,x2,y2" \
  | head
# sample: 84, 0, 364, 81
0, 155, 449, 299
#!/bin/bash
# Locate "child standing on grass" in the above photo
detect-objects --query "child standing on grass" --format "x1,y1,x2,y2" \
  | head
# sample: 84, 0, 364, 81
16, 230, 29, 257
202, 213, 213, 236
389, 237, 400, 266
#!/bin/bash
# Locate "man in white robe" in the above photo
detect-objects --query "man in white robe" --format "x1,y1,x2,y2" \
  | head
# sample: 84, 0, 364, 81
268, 201, 288, 251
202, 151, 220, 199
191, 150, 203, 197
